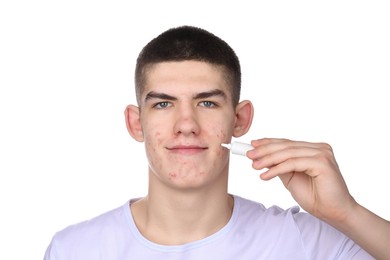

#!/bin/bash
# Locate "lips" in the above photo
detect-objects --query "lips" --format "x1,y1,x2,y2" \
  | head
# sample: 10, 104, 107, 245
167, 145, 208, 155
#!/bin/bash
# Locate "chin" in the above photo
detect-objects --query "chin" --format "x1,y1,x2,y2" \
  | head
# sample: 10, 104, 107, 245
165, 171, 225, 190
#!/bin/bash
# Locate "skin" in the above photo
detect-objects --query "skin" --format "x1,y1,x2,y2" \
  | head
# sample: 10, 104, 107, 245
125, 60, 390, 258
125, 60, 253, 245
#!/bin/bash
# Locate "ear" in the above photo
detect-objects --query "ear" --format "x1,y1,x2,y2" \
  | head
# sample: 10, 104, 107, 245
124, 105, 144, 142
233, 100, 254, 137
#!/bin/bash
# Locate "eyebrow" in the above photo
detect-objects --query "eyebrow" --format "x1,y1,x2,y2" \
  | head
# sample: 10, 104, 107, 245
144, 91, 177, 102
144, 89, 227, 103
193, 89, 227, 100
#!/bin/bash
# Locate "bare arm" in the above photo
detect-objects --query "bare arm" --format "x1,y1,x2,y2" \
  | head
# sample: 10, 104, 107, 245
330, 203, 390, 260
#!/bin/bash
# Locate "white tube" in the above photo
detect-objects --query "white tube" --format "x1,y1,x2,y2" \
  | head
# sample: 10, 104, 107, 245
221, 141, 253, 156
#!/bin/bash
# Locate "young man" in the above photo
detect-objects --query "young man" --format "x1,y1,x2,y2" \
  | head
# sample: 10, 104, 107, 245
44, 26, 389, 259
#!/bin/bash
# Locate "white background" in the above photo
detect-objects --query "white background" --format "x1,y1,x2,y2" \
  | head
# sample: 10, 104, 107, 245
1, 1, 389, 259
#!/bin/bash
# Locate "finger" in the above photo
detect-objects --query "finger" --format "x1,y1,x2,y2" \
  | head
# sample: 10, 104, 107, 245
251, 138, 288, 146
251, 146, 323, 170
259, 155, 333, 181
248, 138, 330, 161
251, 138, 325, 148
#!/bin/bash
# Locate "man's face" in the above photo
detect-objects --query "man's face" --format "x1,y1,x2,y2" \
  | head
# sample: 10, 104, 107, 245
138, 61, 236, 190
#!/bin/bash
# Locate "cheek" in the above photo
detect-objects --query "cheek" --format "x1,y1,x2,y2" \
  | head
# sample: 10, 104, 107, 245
216, 130, 228, 140
143, 121, 165, 164
207, 127, 232, 158
207, 119, 233, 141
144, 134, 164, 175
155, 131, 163, 145
207, 119, 234, 157
144, 131, 163, 152
143, 119, 164, 144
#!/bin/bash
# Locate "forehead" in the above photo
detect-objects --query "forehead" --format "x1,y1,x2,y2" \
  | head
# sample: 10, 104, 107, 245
142, 61, 232, 97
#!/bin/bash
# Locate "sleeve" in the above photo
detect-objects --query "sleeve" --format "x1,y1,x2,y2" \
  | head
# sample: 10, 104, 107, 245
293, 212, 374, 259
43, 237, 59, 260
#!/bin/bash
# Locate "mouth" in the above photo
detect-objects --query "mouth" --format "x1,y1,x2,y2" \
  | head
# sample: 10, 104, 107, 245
166, 145, 208, 155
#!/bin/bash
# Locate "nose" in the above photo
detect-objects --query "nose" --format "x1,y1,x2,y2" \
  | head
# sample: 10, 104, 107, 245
173, 105, 200, 136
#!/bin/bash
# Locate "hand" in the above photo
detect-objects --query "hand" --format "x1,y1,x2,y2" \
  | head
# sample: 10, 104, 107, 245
247, 138, 357, 223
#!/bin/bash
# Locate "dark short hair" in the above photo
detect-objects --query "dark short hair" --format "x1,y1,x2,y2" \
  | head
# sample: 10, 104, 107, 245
135, 25, 241, 106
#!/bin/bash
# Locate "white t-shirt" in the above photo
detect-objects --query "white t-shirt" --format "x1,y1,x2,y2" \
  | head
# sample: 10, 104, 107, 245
44, 195, 373, 259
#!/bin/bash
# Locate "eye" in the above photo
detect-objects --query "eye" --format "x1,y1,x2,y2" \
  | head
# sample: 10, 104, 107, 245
153, 101, 171, 109
199, 101, 217, 108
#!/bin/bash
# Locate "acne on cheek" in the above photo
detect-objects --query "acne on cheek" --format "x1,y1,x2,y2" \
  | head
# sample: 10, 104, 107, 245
168, 172, 177, 180
216, 130, 228, 144
215, 130, 229, 157
216, 147, 230, 157
145, 133, 163, 150
145, 138, 162, 173
145, 141, 156, 153
215, 127, 228, 138
155, 132, 163, 146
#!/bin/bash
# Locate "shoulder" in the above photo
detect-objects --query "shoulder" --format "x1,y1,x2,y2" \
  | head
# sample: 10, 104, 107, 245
58, 202, 127, 237
234, 195, 301, 223
232, 195, 307, 243
233, 196, 373, 259
46, 201, 131, 257
234, 194, 343, 236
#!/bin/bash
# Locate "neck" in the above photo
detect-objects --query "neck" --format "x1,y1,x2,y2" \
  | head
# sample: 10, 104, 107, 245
131, 175, 234, 245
